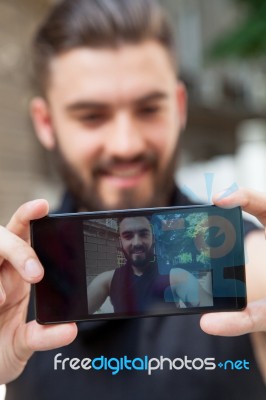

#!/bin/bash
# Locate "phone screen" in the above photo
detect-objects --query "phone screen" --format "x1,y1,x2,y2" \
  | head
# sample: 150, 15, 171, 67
31, 205, 246, 324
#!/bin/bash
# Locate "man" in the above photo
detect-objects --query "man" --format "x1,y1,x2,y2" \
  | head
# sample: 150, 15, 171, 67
0, 0, 266, 398
87, 216, 212, 314
87, 216, 158, 314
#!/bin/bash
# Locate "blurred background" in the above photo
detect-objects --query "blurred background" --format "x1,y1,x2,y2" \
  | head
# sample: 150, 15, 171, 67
1, 0, 266, 225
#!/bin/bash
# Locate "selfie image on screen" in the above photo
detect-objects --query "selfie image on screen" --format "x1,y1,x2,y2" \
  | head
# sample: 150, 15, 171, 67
84, 211, 214, 316
33, 205, 245, 323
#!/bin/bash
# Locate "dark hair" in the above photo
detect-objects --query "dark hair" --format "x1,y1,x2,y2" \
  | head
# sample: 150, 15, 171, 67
117, 215, 152, 229
32, 0, 177, 94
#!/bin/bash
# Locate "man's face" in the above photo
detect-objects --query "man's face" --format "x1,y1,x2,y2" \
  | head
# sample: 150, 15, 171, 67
33, 41, 186, 210
119, 217, 153, 269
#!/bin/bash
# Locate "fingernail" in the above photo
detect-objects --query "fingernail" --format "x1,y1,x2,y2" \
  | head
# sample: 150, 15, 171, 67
25, 199, 44, 211
24, 259, 43, 278
217, 183, 239, 201
0, 283, 6, 305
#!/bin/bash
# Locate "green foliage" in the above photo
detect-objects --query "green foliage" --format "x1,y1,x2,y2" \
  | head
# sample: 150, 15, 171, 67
155, 213, 210, 268
183, 213, 208, 240
176, 213, 209, 266
196, 250, 209, 265
178, 252, 192, 264
207, 0, 266, 60
235, 0, 266, 11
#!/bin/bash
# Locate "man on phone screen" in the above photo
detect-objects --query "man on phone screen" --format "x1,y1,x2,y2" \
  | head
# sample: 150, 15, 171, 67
87, 215, 212, 314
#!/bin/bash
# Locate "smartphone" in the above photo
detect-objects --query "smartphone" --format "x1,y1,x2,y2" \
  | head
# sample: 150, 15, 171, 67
31, 205, 246, 324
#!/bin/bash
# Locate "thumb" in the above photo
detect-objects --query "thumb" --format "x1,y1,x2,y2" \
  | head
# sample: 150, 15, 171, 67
200, 299, 266, 336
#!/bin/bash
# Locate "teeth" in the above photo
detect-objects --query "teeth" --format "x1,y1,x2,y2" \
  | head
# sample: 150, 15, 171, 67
109, 168, 143, 178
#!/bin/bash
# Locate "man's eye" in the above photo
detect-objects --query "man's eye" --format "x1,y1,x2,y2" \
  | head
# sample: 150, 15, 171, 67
140, 232, 150, 238
138, 106, 160, 117
79, 114, 107, 124
122, 233, 133, 240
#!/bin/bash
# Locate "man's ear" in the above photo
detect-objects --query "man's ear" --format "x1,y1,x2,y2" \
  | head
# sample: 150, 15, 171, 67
30, 97, 56, 150
176, 81, 187, 131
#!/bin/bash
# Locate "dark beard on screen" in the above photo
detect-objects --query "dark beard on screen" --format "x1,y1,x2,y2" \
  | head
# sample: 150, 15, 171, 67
130, 247, 155, 269
53, 142, 180, 212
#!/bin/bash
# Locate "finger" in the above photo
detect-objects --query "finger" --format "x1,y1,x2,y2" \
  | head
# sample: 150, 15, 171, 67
19, 321, 78, 354
213, 188, 266, 226
6, 200, 49, 242
0, 226, 43, 282
4, 321, 77, 383
200, 299, 266, 336
0, 281, 6, 305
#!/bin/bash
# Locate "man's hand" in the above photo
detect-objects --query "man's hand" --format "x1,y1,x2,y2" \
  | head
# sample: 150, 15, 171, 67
200, 300, 266, 336
200, 188, 266, 336
0, 200, 77, 384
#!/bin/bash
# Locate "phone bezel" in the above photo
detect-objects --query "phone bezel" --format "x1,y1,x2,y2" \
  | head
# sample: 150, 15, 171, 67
31, 204, 246, 324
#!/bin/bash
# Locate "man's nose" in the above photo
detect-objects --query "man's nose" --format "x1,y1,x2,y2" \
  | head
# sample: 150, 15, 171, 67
106, 112, 145, 159
132, 233, 142, 246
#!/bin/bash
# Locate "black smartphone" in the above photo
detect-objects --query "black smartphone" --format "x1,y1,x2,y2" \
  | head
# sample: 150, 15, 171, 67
31, 205, 246, 324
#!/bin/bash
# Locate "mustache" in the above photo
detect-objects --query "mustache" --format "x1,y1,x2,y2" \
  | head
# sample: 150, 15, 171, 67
130, 245, 146, 254
92, 153, 158, 175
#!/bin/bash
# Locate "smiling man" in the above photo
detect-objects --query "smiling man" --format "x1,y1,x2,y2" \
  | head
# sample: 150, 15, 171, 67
87, 215, 212, 314
86, 216, 158, 314
119, 217, 154, 270
32, 15, 186, 212
0, 1, 266, 399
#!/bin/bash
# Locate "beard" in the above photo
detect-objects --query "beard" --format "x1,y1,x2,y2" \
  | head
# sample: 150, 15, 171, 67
123, 244, 155, 272
53, 140, 180, 212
